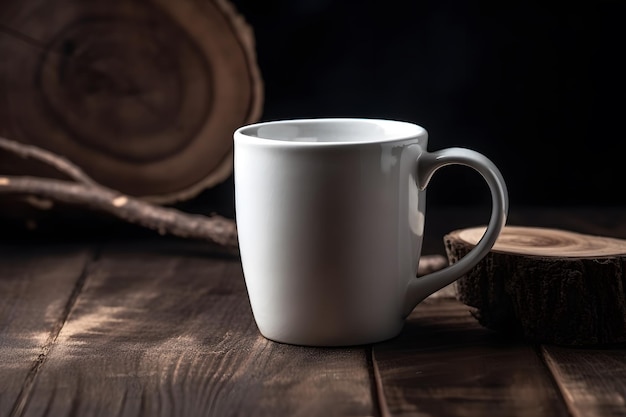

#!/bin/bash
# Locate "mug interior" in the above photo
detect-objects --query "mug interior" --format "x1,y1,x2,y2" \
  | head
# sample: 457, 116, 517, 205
236, 118, 425, 144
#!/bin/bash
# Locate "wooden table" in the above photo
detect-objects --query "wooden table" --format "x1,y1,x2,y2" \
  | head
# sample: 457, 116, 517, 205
1, 206, 626, 417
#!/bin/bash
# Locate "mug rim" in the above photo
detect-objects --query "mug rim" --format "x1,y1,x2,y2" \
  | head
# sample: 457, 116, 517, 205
234, 118, 427, 147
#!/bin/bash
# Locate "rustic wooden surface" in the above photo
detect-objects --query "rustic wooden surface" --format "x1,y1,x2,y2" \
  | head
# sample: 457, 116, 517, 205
374, 300, 570, 417
1, 206, 626, 417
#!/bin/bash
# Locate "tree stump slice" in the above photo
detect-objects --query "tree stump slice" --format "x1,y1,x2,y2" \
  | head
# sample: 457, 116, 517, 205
0, 0, 262, 203
445, 226, 626, 346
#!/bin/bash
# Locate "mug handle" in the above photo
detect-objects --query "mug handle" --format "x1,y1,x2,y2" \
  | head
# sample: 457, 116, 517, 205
402, 147, 509, 317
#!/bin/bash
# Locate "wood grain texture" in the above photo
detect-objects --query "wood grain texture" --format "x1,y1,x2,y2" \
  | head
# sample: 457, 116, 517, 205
0, 0, 263, 203
0, 244, 92, 417
542, 346, 626, 417
420, 206, 626, 257
372, 298, 570, 417
452, 226, 626, 257
20, 240, 375, 417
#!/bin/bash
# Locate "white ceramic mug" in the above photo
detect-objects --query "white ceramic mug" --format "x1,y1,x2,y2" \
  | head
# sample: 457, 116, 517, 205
234, 118, 508, 346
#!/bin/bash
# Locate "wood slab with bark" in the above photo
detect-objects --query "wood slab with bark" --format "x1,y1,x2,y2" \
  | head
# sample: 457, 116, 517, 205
0, 0, 262, 203
445, 226, 626, 346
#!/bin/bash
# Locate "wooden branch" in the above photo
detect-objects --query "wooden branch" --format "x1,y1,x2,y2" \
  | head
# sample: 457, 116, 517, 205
0, 135, 238, 253
0, 175, 239, 255
0, 136, 96, 185
445, 226, 626, 346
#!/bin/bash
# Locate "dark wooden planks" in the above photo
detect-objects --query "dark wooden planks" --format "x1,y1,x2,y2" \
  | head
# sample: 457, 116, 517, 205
21, 240, 375, 417
372, 298, 570, 417
542, 346, 626, 417
7, 206, 624, 416
0, 244, 92, 417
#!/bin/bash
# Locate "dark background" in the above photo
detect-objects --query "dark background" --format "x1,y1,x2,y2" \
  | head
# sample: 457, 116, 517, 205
2, 0, 624, 240
228, 0, 626, 209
